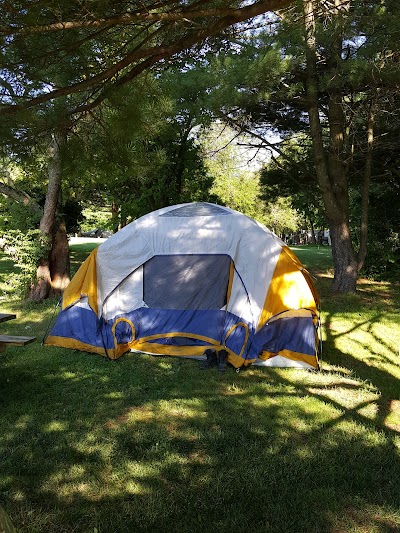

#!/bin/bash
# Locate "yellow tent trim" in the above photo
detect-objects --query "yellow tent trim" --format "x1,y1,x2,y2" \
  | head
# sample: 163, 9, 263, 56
131, 340, 250, 369
259, 349, 318, 369
45, 335, 130, 360
258, 246, 318, 329
132, 331, 253, 367
62, 248, 98, 315
225, 261, 235, 306
224, 322, 249, 358
112, 317, 136, 349
130, 341, 211, 357
127, 332, 220, 359
46, 335, 106, 355
137, 331, 220, 345
266, 308, 314, 323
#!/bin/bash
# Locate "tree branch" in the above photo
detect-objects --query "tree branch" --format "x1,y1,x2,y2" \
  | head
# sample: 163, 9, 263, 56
0, 0, 292, 116
0, 180, 42, 214
0, 1, 292, 36
218, 110, 287, 158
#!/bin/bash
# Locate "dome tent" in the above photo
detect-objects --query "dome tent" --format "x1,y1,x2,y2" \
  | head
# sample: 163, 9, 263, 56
45, 202, 320, 369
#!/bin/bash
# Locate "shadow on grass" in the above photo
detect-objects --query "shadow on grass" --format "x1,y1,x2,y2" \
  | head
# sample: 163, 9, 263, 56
323, 307, 400, 432
0, 246, 399, 533
1, 340, 400, 533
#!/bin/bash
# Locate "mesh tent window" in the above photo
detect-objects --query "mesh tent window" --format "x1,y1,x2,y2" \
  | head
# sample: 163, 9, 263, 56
143, 254, 232, 310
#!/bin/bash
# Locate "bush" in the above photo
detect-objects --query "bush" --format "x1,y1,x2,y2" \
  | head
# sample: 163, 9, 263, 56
360, 231, 400, 281
2, 230, 50, 296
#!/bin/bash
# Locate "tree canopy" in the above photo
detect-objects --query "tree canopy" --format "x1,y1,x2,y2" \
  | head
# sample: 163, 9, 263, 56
1, 0, 399, 296
185, 0, 400, 289
0, 0, 292, 121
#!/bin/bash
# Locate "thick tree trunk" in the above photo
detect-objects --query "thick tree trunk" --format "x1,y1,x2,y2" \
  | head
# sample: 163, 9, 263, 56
329, 219, 358, 292
303, 0, 357, 292
50, 219, 70, 295
29, 130, 70, 301
30, 258, 53, 302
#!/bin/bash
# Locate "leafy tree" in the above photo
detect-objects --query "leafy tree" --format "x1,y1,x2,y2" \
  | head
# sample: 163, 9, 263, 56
1, 67, 214, 297
196, 0, 400, 291
201, 123, 266, 218
200, 122, 301, 233
0, 139, 86, 298
65, 74, 215, 225
0, 1, 293, 118
263, 196, 302, 236
0, 1, 294, 300
300, 0, 399, 290
260, 135, 325, 241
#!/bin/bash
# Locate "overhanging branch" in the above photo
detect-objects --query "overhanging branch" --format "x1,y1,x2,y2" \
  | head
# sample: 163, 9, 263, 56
0, 0, 292, 115
0, 1, 292, 36
0, 181, 42, 214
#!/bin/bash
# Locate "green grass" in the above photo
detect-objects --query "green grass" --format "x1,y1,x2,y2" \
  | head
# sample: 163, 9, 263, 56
69, 242, 100, 276
0, 243, 399, 533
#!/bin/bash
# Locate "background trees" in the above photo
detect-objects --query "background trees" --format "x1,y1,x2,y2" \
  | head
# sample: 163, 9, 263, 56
0, 1, 293, 299
0, 1, 292, 117
0, 0, 399, 297
191, 0, 400, 289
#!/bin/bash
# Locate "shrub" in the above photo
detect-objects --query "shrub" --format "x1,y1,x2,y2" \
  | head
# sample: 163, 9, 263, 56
2, 230, 50, 296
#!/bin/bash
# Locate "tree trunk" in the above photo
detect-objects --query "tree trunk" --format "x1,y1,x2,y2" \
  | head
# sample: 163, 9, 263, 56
50, 219, 70, 295
111, 201, 119, 232
303, 0, 357, 292
30, 258, 53, 302
329, 219, 358, 292
357, 100, 375, 272
173, 119, 193, 201
307, 213, 317, 244
29, 130, 70, 301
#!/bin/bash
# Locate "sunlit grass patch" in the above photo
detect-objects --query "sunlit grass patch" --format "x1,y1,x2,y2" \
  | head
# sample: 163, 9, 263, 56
326, 501, 400, 533
0, 243, 399, 532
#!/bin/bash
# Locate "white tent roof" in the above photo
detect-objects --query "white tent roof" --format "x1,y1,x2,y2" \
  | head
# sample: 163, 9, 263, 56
97, 203, 284, 324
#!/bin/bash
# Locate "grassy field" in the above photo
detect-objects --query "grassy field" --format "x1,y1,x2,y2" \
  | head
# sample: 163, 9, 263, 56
0, 243, 399, 533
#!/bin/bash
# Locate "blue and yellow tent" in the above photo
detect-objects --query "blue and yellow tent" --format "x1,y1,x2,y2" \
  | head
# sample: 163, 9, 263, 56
46, 202, 320, 369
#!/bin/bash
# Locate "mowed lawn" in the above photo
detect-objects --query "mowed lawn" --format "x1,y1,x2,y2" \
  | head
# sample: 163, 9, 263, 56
0, 242, 399, 533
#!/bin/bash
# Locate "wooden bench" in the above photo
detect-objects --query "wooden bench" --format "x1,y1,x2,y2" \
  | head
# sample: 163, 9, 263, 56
0, 313, 36, 352
0, 335, 36, 352
0, 313, 17, 323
